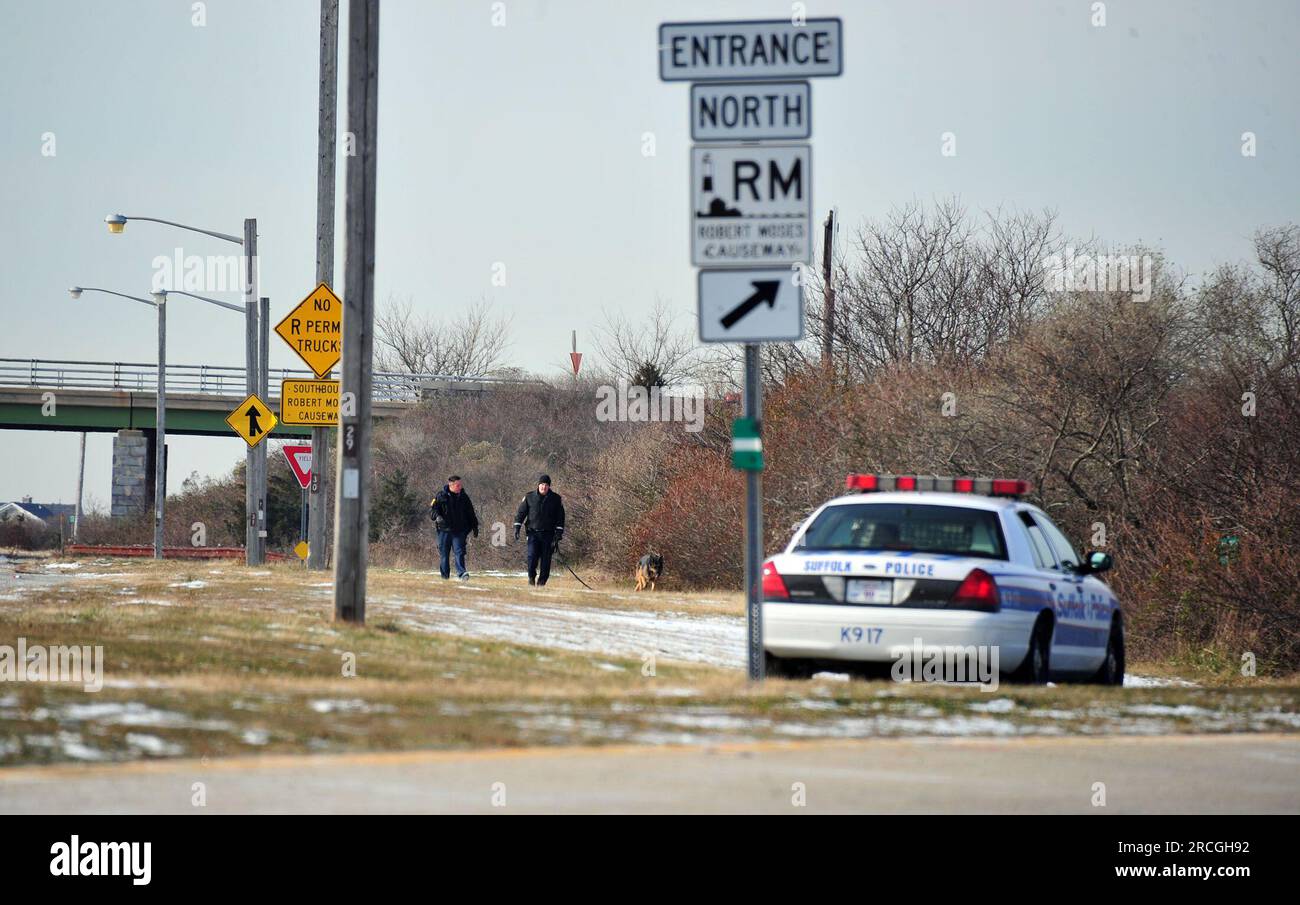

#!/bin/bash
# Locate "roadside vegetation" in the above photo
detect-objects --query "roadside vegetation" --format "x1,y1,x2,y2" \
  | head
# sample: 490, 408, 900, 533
61, 202, 1300, 675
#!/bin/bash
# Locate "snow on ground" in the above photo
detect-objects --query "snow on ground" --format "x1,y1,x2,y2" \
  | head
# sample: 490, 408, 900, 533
376, 596, 746, 668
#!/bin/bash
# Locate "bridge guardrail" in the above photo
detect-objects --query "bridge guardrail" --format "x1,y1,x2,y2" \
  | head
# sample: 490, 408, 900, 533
0, 359, 531, 403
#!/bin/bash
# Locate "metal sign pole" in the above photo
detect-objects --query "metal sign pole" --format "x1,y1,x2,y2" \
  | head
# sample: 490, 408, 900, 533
743, 342, 764, 681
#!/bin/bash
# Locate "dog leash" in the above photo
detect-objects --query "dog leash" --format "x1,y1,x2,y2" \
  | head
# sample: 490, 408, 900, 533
553, 547, 596, 591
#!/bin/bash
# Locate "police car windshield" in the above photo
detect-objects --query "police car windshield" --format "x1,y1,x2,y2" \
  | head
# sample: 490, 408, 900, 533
797, 503, 1008, 560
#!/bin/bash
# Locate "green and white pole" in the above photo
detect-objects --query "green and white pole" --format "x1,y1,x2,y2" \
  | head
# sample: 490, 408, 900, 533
737, 344, 765, 680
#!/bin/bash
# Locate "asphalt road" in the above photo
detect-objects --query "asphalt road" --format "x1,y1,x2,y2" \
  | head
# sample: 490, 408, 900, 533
2, 733, 1296, 814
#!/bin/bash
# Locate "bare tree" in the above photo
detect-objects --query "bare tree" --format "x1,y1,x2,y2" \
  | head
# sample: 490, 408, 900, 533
374, 294, 512, 377
594, 299, 706, 386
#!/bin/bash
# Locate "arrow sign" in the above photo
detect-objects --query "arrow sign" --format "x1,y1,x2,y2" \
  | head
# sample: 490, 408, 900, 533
698, 268, 804, 344
720, 280, 780, 330
224, 393, 278, 447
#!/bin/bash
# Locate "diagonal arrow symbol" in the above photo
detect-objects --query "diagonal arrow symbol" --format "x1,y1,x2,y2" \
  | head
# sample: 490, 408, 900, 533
720, 280, 781, 330
245, 404, 264, 438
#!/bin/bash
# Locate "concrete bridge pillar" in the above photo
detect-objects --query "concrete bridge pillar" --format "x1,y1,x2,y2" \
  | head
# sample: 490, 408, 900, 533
111, 429, 150, 519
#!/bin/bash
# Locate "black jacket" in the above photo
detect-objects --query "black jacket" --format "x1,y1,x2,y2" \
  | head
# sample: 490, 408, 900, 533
514, 489, 565, 534
430, 485, 479, 534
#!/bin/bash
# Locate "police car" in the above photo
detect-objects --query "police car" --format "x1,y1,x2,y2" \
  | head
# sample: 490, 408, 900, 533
762, 474, 1124, 684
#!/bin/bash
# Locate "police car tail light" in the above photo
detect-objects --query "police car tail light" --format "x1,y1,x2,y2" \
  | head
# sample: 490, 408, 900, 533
762, 560, 790, 600
950, 568, 1000, 612
845, 473, 1030, 497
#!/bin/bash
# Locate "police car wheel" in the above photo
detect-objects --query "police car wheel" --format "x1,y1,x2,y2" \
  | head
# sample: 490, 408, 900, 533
1089, 619, 1125, 686
1012, 616, 1052, 685
764, 651, 810, 680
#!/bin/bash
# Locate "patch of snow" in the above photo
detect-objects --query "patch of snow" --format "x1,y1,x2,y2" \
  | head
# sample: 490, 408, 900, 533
169, 580, 208, 589
308, 698, 396, 715
1125, 674, 1199, 687
126, 733, 185, 757
968, 698, 1016, 714
241, 729, 270, 745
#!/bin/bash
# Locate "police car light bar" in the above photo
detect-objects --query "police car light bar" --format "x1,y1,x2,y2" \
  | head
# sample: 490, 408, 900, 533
844, 474, 1031, 497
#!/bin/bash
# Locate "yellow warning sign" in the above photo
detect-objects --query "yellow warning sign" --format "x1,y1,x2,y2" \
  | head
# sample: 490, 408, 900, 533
294, 541, 310, 560
225, 393, 278, 448
280, 379, 339, 426
275, 283, 342, 378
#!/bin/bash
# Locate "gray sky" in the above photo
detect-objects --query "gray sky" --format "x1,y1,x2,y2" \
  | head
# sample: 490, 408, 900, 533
2, 0, 1297, 507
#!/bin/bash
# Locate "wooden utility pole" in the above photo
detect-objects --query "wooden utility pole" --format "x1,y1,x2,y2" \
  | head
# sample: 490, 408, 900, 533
821, 208, 836, 371
333, 0, 379, 623
310, 0, 338, 571
73, 432, 86, 541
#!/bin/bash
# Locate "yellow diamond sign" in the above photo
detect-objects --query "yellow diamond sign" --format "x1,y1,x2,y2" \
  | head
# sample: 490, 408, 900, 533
276, 282, 343, 378
294, 541, 310, 560
225, 393, 278, 448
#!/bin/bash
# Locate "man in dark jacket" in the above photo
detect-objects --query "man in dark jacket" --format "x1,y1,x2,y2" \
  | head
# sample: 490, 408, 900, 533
513, 474, 565, 586
430, 475, 479, 580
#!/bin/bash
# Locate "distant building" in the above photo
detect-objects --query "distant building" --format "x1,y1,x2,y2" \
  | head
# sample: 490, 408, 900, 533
0, 497, 76, 530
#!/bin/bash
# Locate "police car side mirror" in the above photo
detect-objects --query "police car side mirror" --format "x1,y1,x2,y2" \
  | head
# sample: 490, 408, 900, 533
1080, 550, 1113, 575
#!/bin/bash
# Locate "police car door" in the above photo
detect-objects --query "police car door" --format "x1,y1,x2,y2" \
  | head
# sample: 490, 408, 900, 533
1026, 511, 1098, 673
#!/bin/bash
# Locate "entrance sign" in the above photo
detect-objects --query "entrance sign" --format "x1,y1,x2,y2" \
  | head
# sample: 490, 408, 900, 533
660, 18, 843, 82
226, 393, 278, 448
698, 268, 804, 343
275, 283, 343, 378
280, 378, 340, 426
691, 81, 810, 141
691, 144, 812, 266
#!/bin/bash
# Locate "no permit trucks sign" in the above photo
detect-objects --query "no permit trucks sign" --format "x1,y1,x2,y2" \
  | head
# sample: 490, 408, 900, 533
275, 283, 342, 378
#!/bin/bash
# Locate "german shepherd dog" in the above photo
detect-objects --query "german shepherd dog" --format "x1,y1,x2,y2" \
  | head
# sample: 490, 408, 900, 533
634, 553, 664, 591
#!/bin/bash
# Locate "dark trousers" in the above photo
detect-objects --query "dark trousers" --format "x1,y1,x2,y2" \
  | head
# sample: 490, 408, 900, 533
526, 530, 555, 585
438, 530, 468, 578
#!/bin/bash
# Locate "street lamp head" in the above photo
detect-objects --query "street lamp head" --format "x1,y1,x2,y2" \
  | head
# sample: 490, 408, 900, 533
104, 214, 127, 234
68, 287, 83, 300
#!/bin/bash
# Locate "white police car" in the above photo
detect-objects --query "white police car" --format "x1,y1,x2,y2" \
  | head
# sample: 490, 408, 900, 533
762, 474, 1124, 684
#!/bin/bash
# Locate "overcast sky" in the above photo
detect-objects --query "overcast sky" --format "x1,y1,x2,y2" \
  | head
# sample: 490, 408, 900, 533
1, 0, 1297, 507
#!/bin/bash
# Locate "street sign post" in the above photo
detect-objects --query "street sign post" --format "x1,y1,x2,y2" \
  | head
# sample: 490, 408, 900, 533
691, 81, 810, 142
282, 443, 313, 564
691, 144, 811, 266
698, 268, 803, 343
225, 393, 278, 448
280, 378, 340, 426
659, 18, 843, 82
662, 17, 841, 683
275, 282, 343, 378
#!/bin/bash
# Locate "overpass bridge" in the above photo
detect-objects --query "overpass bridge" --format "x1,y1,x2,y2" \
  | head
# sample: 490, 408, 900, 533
0, 358, 525, 518
0, 358, 521, 437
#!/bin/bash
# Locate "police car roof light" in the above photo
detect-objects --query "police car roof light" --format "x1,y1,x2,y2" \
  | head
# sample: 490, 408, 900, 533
845, 473, 1030, 498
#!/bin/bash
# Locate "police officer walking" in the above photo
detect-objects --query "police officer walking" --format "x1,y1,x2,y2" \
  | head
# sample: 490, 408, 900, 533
514, 474, 565, 586
430, 474, 479, 580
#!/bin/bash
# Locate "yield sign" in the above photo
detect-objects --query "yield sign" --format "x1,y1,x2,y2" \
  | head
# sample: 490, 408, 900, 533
225, 393, 278, 447
281, 444, 312, 490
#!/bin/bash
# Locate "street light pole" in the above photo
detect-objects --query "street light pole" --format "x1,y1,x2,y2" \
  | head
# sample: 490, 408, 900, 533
153, 292, 166, 559
105, 212, 264, 567
68, 286, 167, 558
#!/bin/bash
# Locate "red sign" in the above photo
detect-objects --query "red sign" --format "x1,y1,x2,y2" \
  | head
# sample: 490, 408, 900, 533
570, 352, 582, 375
282, 444, 312, 490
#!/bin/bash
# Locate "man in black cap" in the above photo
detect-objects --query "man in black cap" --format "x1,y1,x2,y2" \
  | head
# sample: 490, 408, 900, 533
430, 475, 479, 580
514, 474, 565, 586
